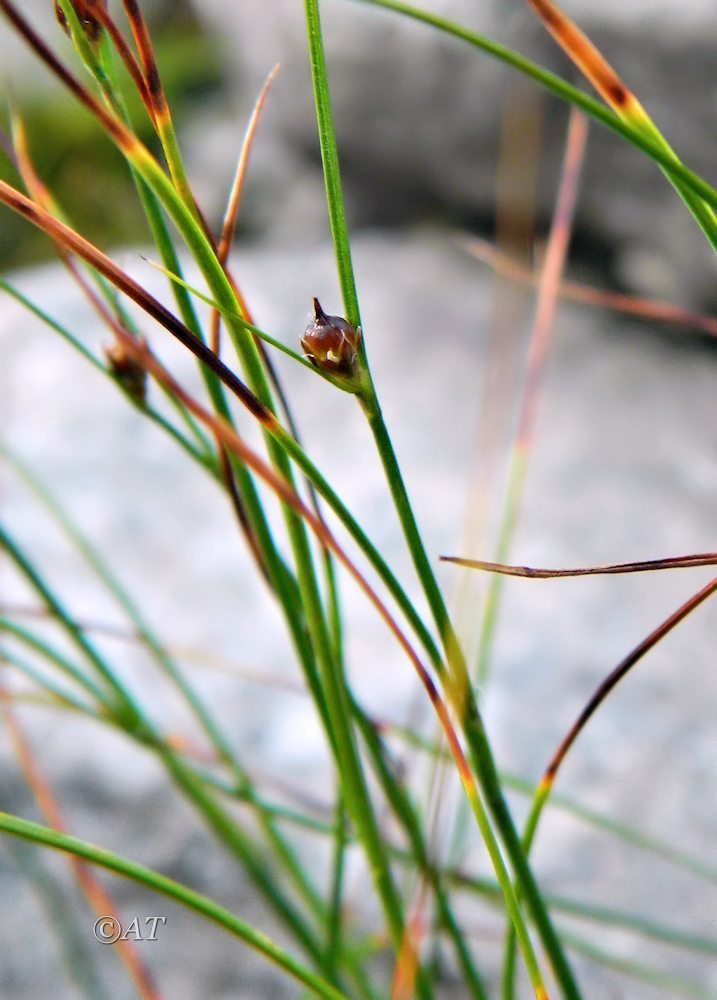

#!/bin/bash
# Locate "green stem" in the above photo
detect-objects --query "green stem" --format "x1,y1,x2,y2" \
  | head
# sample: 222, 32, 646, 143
0, 523, 147, 734
302, 0, 576, 992
0, 811, 347, 1000
158, 749, 326, 967
0, 530, 329, 968
0, 616, 115, 712
502, 789, 545, 999
325, 794, 348, 983
7, 450, 327, 929
356, 401, 575, 998
352, 706, 489, 1000
0, 645, 105, 720
304, 0, 361, 330
360, 394, 454, 658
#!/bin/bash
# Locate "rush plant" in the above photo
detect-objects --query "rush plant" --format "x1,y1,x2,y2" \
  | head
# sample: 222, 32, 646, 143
0, 1, 715, 998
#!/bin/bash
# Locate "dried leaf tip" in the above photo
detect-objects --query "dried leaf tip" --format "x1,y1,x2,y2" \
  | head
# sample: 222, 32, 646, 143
55, 0, 107, 43
301, 297, 362, 387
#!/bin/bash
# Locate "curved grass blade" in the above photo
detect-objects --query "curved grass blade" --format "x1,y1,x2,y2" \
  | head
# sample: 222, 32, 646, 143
544, 576, 717, 784
525, 0, 717, 251
0, 812, 348, 1000
351, 0, 717, 216
109, 322, 549, 1000
442, 553, 717, 579
211, 62, 281, 356
305, 4, 580, 992
503, 575, 717, 995
0, 687, 161, 1000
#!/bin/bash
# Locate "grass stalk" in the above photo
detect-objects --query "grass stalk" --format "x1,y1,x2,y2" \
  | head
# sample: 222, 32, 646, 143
352, 0, 717, 224
525, 0, 717, 251
0, 811, 348, 1000
303, 1, 580, 993
0, 689, 161, 1000
502, 575, 717, 996
3, 4, 714, 995
0, 523, 148, 734
5, 450, 328, 930
0, 526, 337, 973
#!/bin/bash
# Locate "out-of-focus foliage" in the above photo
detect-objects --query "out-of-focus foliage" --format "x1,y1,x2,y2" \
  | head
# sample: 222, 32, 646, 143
0, 3, 224, 269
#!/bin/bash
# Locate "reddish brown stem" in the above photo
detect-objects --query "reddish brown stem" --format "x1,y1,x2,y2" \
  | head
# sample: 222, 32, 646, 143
462, 237, 717, 339
544, 576, 717, 783
442, 552, 717, 578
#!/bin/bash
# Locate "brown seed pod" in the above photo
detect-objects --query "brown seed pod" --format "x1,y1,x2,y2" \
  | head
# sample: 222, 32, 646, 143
301, 298, 359, 378
105, 341, 147, 406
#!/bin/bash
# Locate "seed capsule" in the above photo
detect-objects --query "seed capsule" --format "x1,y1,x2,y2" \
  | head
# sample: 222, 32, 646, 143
301, 298, 359, 378
105, 341, 147, 406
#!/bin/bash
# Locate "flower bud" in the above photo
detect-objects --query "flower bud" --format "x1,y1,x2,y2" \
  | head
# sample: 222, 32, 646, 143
301, 298, 359, 379
105, 342, 147, 406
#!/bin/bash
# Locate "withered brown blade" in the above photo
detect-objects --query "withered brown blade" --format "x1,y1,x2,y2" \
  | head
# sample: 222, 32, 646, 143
441, 553, 717, 578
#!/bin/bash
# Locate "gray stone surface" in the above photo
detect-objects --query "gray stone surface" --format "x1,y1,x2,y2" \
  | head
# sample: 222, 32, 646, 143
189, 0, 717, 306
1, 1, 716, 303
1, 230, 716, 996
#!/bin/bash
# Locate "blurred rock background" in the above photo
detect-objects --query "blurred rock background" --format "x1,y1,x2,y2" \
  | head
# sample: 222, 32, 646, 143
1, 1, 716, 998
190, 0, 717, 305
